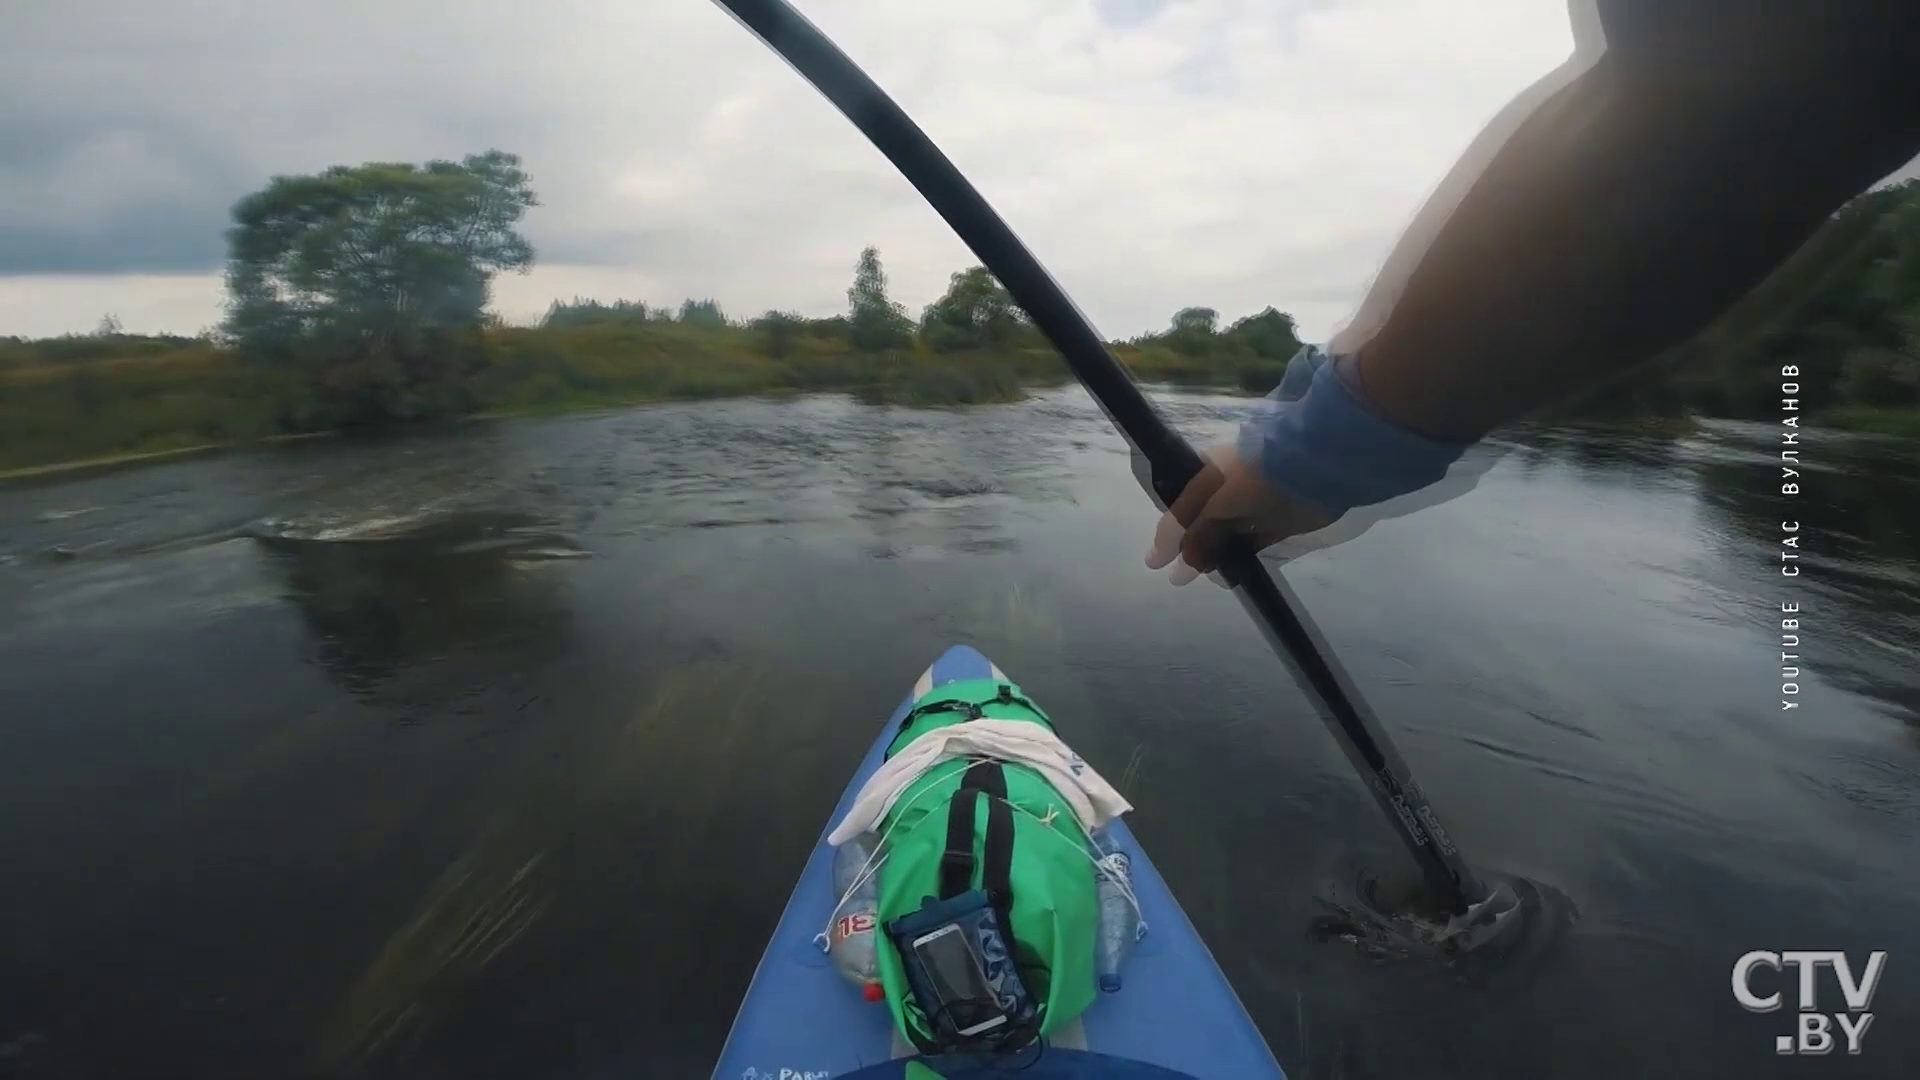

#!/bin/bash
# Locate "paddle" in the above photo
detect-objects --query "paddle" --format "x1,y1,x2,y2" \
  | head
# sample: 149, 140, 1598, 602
710, 0, 1493, 920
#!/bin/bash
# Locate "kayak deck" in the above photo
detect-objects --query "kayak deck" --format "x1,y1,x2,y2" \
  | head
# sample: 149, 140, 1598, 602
713, 644, 1284, 1078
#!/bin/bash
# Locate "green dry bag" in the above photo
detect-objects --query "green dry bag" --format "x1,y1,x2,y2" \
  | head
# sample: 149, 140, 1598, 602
873, 679, 1098, 1051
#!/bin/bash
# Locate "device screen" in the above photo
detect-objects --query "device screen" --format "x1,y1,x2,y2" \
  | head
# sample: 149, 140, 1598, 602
911, 926, 1004, 1033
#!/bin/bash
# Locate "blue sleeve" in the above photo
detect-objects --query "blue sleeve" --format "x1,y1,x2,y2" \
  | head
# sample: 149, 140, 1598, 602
1235, 346, 1473, 517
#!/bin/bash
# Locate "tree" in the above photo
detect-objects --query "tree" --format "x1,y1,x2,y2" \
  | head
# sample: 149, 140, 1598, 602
751, 310, 805, 358
542, 298, 650, 329
804, 315, 851, 343
847, 246, 913, 351
1617, 178, 1920, 420
1165, 306, 1220, 356
1170, 307, 1219, 335
1225, 307, 1303, 361
677, 298, 727, 329
920, 266, 1025, 352
223, 149, 537, 422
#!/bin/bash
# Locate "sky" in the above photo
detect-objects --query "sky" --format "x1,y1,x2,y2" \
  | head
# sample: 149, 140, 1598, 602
2, 0, 1588, 341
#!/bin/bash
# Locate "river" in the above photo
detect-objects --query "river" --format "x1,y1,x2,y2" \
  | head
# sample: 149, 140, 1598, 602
1, 387, 1916, 1079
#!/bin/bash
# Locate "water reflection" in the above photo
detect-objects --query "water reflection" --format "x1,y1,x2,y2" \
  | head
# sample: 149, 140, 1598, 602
1688, 424, 1920, 717
1504, 422, 1696, 478
845, 403, 1044, 560
254, 510, 582, 701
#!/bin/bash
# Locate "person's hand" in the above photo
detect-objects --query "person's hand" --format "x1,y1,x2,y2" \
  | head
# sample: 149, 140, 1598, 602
1144, 442, 1334, 586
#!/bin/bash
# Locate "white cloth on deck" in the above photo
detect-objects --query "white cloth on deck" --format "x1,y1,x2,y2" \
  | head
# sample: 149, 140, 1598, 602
827, 718, 1132, 846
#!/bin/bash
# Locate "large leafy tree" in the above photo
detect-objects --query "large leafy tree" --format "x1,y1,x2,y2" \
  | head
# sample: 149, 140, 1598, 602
1224, 307, 1304, 361
1164, 306, 1220, 356
847, 246, 914, 351
1170, 306, 1219, 334
919, 266, 1025, 352
224, 149, 536, 421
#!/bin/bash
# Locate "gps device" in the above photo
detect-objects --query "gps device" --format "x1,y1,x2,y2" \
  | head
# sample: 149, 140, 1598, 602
907, 923, 1009, 1038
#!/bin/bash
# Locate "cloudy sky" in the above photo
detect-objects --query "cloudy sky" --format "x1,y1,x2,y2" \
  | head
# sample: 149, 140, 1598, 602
2, 0, 1584, 341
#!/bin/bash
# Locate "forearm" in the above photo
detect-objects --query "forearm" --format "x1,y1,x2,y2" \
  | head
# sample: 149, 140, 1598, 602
1352, 49, 1920, 443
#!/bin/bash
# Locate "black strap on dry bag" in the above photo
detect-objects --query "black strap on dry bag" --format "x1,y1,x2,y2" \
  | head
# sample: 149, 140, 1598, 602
940, 760, 1014, 905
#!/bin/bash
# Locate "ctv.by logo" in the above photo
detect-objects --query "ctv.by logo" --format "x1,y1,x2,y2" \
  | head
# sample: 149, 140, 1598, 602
1732, 950, 1887, 1055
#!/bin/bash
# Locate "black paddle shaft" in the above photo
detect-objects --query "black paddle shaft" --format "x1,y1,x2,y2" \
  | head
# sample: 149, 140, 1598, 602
712, 0, 1489, 916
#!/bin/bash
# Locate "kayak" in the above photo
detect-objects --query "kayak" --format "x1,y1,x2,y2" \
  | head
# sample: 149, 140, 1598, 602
713, 644, 1286, 1079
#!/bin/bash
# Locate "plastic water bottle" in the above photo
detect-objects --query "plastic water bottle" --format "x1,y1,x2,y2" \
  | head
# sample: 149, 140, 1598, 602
1094, 849, 1142, 992
829, 832, 886, 1002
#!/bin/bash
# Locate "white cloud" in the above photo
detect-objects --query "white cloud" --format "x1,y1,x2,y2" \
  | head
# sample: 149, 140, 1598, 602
0, 0, 1577, 340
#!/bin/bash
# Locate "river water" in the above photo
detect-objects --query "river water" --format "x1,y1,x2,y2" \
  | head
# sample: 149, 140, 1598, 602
1, 387, 1916, 1079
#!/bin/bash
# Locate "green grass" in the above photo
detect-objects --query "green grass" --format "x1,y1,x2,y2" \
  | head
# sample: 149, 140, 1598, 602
1818, 406, 1920, 437
0, 321, 1286, 476
0, 341, 287, 474
27, 319, 1895, 477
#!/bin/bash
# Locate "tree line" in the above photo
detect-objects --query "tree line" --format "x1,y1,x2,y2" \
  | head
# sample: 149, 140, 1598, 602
1558, 177, 1920, 432
3, 149, 1919, 473
209, 149, 1309, 420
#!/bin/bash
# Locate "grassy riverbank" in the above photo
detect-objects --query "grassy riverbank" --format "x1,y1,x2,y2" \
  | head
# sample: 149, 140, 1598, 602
8, 319, 1919, 479
0, 322, 1286, 476
7, 315, 1919, 478
1812, 407, 1920, 438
